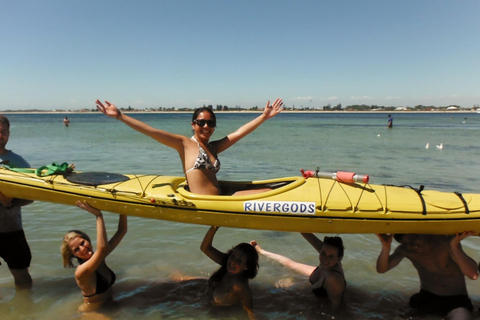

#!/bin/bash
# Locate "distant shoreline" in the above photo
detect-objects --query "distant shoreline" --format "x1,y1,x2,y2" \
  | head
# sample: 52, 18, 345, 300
0, 110, 478, 115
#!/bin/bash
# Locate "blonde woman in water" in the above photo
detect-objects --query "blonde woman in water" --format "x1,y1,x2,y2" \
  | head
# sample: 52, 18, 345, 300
61, 201, 127, 314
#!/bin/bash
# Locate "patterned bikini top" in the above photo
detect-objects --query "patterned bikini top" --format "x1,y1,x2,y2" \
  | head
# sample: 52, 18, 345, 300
185, 137, 221, 174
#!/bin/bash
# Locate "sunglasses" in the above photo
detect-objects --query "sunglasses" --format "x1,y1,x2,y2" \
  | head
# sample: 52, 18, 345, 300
193, 119, 216, 127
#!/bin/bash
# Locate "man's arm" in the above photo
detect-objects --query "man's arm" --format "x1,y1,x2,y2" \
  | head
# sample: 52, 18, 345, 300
449, 231, 479, 280
0, 192, 33, 208
376, 234, 405, 273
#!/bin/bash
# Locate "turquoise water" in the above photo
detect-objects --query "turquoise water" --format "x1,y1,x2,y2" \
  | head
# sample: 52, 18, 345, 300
2, 111, 480, 319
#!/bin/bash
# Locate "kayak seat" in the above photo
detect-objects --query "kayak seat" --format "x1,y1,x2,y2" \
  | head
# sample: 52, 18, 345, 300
182, 181, 292, 195
220, 181, 292, 195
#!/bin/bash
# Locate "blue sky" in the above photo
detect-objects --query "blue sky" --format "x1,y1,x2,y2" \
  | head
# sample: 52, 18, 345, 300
1, 1, 479, 110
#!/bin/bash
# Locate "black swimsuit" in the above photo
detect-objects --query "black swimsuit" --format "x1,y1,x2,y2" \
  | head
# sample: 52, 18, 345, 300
83, 264, 116, 297
309, 267, 346, 297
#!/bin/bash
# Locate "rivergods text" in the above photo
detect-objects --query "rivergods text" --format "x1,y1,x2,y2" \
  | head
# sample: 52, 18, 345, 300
243, 201, 316, 215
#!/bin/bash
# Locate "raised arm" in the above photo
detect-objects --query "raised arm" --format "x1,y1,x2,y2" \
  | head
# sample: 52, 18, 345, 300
213, 98, 283, 153
95, 100, 187, 151
74, 201, 109, 276
449, 231, 479, 280
301, 233, 324, 254
200, 226, 226, 265
376, 234, 405, 273
105, 215, 128, 256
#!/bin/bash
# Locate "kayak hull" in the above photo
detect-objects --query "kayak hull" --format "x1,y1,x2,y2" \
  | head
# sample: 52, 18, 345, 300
0, 168, 478, 234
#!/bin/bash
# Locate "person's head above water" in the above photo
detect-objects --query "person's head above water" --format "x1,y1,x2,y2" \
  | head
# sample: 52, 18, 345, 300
323, 236, 344, 258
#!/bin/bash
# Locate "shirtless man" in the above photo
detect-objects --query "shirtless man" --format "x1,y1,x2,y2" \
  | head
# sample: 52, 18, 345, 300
376, 232, 478, 320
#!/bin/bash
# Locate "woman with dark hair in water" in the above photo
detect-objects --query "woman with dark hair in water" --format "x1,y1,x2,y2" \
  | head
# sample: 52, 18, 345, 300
252, 233, 346, 310
201, 226, 259, 319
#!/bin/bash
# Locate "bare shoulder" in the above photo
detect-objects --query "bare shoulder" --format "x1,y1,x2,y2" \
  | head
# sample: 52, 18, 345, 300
325, 269, 345, 285
74, 265, 91, 280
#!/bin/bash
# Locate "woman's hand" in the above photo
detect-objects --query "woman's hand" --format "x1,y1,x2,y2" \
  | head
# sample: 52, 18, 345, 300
95, 100, 122, 119
76, 200, 102, 218
262, 98, 283, 119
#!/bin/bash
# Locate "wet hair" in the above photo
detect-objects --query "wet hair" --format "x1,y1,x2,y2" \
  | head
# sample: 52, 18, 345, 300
323, 236, 344, 258
393, 234, 405, 243
208, 242, 259, 287
61, 230, 91, 268
0, 115, 10, 130
394, 234, 425, 245
192, 107, 216, 122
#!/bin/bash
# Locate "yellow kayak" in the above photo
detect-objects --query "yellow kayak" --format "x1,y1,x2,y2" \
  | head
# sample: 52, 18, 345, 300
0, 166, 478, 234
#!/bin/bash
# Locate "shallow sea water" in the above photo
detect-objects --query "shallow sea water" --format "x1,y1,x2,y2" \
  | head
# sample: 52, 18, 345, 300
1, 111, 480, 319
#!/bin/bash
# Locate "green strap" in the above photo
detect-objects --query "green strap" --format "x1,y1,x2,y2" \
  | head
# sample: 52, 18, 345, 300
3, 166, 36, 174
35, 162, 74, 177
4, 162, 74, 177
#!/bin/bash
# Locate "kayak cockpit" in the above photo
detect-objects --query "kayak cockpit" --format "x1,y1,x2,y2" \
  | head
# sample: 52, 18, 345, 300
177, 177, 306, 200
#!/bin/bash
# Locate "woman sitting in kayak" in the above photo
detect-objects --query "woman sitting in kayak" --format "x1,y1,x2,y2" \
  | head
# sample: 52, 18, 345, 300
95, 98, 283, 195
201, 226, 259, 320
61, 201, 127, 314
251, 233, 346, 311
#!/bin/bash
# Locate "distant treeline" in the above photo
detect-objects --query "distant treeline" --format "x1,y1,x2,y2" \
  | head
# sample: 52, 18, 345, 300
3, 103, 478, 113
113, 103, 477, 112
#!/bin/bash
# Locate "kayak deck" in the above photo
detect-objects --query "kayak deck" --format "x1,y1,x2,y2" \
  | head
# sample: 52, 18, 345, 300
0, 168, 479, 234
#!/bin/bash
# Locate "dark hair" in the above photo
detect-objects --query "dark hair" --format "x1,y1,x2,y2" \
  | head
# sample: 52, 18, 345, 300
393, 234, 405, 243
192, 107, 216, 122
0, 115, 10, 130
323, 236, 344, 258
208, 242, 259, 286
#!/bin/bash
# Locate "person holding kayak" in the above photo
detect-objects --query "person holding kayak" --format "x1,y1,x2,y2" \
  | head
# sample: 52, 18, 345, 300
61, 201, 127, 314
0, 114, 34, 291
376, 232, 478, 319
95, 98, 283, 195
201, 226, 259, 320
251, 233, 346, 311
